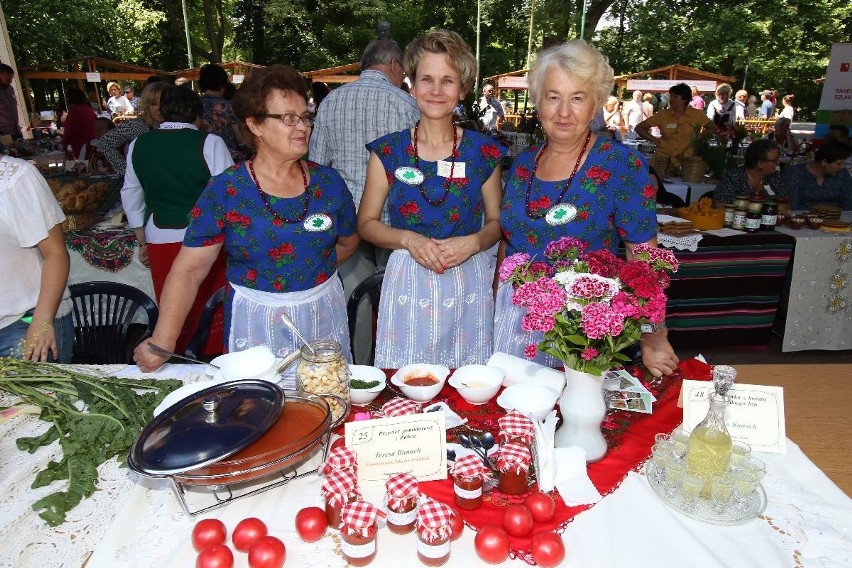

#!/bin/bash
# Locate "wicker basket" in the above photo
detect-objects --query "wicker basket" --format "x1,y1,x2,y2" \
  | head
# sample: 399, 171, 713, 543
681, 157, 708, 183
648, 153, 672, 178
62, 211, 99, 232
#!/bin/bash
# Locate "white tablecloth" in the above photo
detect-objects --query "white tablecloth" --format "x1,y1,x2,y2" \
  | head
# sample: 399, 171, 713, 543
2, 365, 851, 568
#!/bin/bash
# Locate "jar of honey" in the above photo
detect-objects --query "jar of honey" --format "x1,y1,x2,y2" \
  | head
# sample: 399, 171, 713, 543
385, 472, 419, 534
496, 442, 532, 496
416, 500, 454, 566
319, 445, 358, 476
321, 469, 358, 529
450, 455, 491, 510
340, 501, 379, 566
498, 410, 535, 446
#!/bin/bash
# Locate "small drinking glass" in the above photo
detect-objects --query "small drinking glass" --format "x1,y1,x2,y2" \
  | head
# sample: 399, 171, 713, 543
649, 450, 672, 485
680, 472, 705, 511
664, 460, 686, 498
729, 442, 752, 470
740, 456, 766, 478
710, 472, 734, 513
670, 432, 690, 459
732, 469, 763, 511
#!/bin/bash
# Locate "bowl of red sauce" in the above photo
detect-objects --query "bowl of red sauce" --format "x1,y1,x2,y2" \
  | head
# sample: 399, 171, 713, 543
390, 364, 451, 403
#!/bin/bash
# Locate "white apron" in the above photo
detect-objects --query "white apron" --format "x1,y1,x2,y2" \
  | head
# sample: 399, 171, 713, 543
375, 250, 493, 369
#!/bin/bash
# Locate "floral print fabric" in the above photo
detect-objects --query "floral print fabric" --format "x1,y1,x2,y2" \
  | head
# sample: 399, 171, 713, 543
183, 161, 357, 293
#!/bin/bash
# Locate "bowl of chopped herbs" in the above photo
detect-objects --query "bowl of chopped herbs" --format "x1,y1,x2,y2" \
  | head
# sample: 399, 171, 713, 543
348, 365, 386, 406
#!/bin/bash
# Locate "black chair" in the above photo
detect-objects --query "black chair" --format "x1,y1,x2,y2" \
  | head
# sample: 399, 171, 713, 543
68, 281, 158, 364
184, 286, 226, 360
346, 271, 384, 365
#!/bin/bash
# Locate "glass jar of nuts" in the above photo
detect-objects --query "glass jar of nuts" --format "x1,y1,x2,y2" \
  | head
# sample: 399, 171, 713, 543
296, 340, 350, 424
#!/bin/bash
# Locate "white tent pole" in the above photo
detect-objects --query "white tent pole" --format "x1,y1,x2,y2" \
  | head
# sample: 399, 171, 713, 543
0, 1, 30, 139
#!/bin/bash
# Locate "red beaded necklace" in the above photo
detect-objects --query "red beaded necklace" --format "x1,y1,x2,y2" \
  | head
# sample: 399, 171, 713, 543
249, 159, 310, 224
413, 120, 458, 207
524, 129, 592, 219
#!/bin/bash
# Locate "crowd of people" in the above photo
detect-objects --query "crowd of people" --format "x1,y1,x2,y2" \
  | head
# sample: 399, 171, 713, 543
1, 32, 849, 381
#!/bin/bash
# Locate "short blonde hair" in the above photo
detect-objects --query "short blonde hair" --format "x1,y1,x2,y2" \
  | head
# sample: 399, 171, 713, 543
107, 81, 122, 93
139, 82, 168, 126
527, 40, 614, 108
715, 83, 732, 97
403, 29, 477, 96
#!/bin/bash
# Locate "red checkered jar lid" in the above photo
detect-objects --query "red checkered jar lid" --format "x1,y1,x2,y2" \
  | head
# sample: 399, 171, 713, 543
341, 501, 379, 537
499, 410, 534, 442
321, 468, 358, 503
386, 472, 419, 498
496, 441, 532, 473
450, 454, 492, 480
416, 499, 454, 541
381, 397, 422, 417
319, 446, 358, 475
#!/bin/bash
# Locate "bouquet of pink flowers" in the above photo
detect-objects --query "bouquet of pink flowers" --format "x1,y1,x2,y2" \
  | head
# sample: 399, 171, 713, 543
499, 238, 679, 375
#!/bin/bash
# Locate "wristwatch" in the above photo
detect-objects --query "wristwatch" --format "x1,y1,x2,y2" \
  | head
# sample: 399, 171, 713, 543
640, 323, 662, 334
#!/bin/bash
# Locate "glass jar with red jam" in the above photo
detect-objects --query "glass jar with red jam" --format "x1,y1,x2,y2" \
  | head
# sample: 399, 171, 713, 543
416, 500, 454, 566
450, 455, 491, 510
496, 442, 532, 496
380, 397, 422, 417
340, 501, 379, 567
498, 410, 534, 447
321, 468, 358, 529
384, 472, 419, 534
319, 445, 358, 476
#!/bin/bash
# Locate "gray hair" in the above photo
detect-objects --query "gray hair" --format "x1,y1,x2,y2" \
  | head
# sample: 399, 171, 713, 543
527, 40, 614, 108
715, 83, 732, 97
361, 39, 404, 69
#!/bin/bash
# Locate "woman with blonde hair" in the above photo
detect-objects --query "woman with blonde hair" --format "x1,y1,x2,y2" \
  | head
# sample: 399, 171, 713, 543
706, 83, 735, 127
358, 29, 507, 368
106, 81, 132, 116
494, 40, 678, 379
98, 81, 168, 175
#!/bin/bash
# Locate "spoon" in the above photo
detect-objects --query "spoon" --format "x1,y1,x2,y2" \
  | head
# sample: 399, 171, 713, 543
147, 342, 219, 369
458, 434, 496, 471
472, 432, 496, 469
279, 313, 315, 354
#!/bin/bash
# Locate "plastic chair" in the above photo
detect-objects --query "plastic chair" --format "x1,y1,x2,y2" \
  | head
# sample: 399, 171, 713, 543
346, 271, 384, 365
68, 281, 158, 364
184, 286, 226, 360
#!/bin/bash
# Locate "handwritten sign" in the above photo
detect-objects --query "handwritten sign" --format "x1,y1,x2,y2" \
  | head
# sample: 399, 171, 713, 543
86, 72, 101, 83
345, 412, 447, 486
681, 380, 786, 453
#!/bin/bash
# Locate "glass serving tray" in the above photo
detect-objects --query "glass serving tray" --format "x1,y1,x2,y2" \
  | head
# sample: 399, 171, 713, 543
645, 463, 767, 526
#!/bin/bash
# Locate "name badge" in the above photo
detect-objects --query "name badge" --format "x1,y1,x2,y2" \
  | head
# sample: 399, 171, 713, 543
437, 160, 466, 179
545, 203, 578, 226
665, 123, 677, 130
764, 184, 775, 196
304, 213, 333, 232
395, 166, 424, 185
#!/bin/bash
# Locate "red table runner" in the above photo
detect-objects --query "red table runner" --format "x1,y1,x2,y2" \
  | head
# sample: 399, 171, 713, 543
340, 366, 705, 564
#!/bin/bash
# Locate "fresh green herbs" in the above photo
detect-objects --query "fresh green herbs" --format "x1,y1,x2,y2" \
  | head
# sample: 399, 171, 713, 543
0, 357, 181, 526
350, 379, 381, 390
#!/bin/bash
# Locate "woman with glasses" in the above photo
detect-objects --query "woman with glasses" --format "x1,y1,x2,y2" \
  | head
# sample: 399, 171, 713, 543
711, 138, 784, 206
358, 30, 506, 368
781, 139, 852, 210
133, 65, 358, 372
121, 84, 233, 356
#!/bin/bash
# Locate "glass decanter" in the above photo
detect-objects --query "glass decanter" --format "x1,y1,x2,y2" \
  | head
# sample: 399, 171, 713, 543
686, 365, 736, 497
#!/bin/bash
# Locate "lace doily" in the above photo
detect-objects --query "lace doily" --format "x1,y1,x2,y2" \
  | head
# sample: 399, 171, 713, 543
658, 232, 703, 251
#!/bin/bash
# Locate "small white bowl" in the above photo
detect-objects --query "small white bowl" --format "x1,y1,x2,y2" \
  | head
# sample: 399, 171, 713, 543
496, 383, 559, 421
449, 365, 504, 405
210, 345, 277, 381
349, 365, 386, 406
390, 364, 450, 403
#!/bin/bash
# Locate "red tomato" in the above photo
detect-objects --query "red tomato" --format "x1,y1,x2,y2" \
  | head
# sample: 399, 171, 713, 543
196, 544, 234, 568
474, 525, 510, 564
448, 510, 464, 541
503, 504, 534, 538
524, 492, 556, 523
192, 518, 228, 552
531, 531, 566, 568
248, 536, 286, 568
295, 507, 328, 542
232, 517, 268, 552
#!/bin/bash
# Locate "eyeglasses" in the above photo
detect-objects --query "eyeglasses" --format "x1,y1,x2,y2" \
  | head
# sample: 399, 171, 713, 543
264, 113, 315, 127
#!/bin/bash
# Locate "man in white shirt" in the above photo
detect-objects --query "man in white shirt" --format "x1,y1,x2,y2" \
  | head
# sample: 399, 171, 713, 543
625, 90, 645, 138
479, 83, 505, 131
734, 90, 748, 121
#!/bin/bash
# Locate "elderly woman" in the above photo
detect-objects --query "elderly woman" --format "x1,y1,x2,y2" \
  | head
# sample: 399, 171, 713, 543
767, 117, 797, 156
0, 157, 73, 362
358, 29, 506, 368
133, 65, 358, 372
782, 139, 852, 211
602, 95, 623, 134
106, 82, 133, 116
706, 83, 736, 127
121, 85, 233, 354
711, 138, 784, 206
493, 40, 678, 379
98, 81, 167, 175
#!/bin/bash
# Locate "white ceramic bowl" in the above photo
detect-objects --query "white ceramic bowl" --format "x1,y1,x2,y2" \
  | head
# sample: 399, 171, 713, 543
349, 365, 387, 406
210, 345, 278, 381
449, 365, 504, 405
496, 383, 559, 421
390, 364, 450, 403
